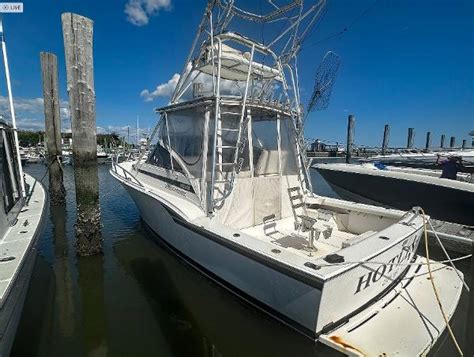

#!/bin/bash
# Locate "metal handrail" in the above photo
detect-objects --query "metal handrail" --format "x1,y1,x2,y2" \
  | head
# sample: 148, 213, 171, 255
111, 160, 144, 187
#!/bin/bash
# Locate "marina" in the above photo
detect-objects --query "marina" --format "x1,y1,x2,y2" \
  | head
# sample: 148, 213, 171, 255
9, 164, 473, 357
0, 0, 472, 356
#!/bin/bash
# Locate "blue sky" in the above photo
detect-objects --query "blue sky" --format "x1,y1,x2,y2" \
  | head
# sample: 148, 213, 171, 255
1, 0, 473, 147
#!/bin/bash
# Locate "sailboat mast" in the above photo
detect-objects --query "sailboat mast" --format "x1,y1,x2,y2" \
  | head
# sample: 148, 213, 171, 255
0, 17, 25, 197
136, 115, 139, 146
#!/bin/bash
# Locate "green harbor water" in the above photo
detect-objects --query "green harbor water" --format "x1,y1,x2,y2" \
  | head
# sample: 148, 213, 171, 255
10, 164, 472, 357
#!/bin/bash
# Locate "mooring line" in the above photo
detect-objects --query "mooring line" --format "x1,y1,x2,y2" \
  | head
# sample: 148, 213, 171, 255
422, 208, 464, 356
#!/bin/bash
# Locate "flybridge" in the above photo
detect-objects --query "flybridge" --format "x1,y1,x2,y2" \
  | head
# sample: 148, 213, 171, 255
169, 0, 327, 110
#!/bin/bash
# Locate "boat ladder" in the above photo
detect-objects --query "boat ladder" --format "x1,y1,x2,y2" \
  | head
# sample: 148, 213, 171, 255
211, 106, 249, 207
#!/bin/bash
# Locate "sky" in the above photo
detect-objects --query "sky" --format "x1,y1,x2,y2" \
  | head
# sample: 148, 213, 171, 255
0, 0, 473, 147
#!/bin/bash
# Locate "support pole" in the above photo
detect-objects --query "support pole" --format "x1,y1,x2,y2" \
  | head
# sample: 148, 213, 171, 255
381, 124, 389, 155
62, 13, 102, 256
345, 115, 355, 163
440, 134, 445, 148
406, 128, 415, 149
425, 131, 431, 151
40, 52, 65, 205
450, 136, 455, 148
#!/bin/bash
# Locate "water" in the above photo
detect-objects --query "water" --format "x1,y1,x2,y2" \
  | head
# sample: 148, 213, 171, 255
10, 164, 471, 356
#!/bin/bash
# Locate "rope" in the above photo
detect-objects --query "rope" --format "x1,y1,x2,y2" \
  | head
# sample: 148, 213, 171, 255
38, 155, 65, 183
427, 218, 470, 292
421, 208, 463, 356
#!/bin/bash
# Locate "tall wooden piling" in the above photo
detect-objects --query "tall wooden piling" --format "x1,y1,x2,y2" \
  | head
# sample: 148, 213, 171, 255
381, 124, 389, 155
425, 131, 431, 150
450, 136, 455, 148
462, 139, 467, 149
406, 128, 415, 149
62, 13, 102, 256
40, 52, 65, 205
345, 115, 355, 163
440, 134, 445, 148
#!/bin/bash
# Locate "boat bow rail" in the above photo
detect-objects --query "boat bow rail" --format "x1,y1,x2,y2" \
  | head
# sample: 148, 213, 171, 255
111, 160, 144, 188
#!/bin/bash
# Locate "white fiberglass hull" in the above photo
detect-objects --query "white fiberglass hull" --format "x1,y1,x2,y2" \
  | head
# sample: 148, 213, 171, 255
0, 241, 38, 356
124, 184, 322, 337
112, 163, 463, 355
0, 174, 47, 356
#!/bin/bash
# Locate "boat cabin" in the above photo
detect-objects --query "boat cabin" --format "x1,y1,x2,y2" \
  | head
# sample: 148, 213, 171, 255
143, 97, 306, 231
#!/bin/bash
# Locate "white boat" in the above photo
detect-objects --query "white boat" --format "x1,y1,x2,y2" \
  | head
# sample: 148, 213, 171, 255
0, 20, 47, 355
363, 149, 474, 172
96, 145, 109, 164
314, 162, 474, 226
111, 1, 463, 355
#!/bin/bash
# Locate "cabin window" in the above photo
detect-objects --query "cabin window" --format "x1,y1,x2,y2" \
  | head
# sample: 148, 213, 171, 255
279, 117, 298, 175
147, 121, 184, 174
0, 128, 21, 213
252, 115, 279, 176
166, 109, 205, 178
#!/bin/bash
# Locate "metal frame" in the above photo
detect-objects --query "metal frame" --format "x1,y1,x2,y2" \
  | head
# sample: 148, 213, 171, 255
147, 0, 327, 214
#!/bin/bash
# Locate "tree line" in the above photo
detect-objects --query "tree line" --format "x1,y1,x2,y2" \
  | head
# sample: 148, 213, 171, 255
18, 130, 122, 147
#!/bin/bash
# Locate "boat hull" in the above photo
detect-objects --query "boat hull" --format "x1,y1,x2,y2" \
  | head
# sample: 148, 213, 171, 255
0, 174, 46, 356
315, 167, 474, 226
0, 244, 38, 356
123, 184, 323, 338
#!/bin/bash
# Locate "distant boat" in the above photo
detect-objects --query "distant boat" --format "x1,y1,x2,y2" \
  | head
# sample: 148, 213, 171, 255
314, 162, 474, 226
362, 149, 474, 172
96, 145, 109, 164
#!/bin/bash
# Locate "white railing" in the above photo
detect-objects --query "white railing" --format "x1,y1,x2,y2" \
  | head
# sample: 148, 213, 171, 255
111, 160, 144, 187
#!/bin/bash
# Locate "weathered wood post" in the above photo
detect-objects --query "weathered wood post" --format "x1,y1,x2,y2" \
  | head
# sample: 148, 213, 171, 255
346, 115, 355, 163
62, 13, 102, 256
406, 128, 415, 149
440, 134, 445, 148
462, 139, 467, 149
425, 131, 431, 151
450, 136, 455, 148
381, 124, 390, 155
40, 52, 65, 205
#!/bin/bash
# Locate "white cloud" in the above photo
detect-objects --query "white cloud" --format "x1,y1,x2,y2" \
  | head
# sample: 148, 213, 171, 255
0, 96, 71, 131
125, 0, 171, 26
140, 73, 180, 101
16, 117, 45, 131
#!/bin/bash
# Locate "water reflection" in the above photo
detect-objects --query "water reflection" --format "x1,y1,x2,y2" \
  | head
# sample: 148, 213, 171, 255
113, 226, 336, 357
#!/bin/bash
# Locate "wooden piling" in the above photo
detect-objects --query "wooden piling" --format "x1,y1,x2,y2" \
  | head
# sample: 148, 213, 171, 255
425, 131, 431, 150
62, 13, 102, 256
40, 52, 65, 205
346, 115, 355, 163
406, 128, 415, 149
381, 124, 389, 155
450, 136, 455, 148
462, 139, 467, 149
440, 134, 445, 148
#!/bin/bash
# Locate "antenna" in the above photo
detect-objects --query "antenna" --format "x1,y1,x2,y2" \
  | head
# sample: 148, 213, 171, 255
307, 51, 340, 114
